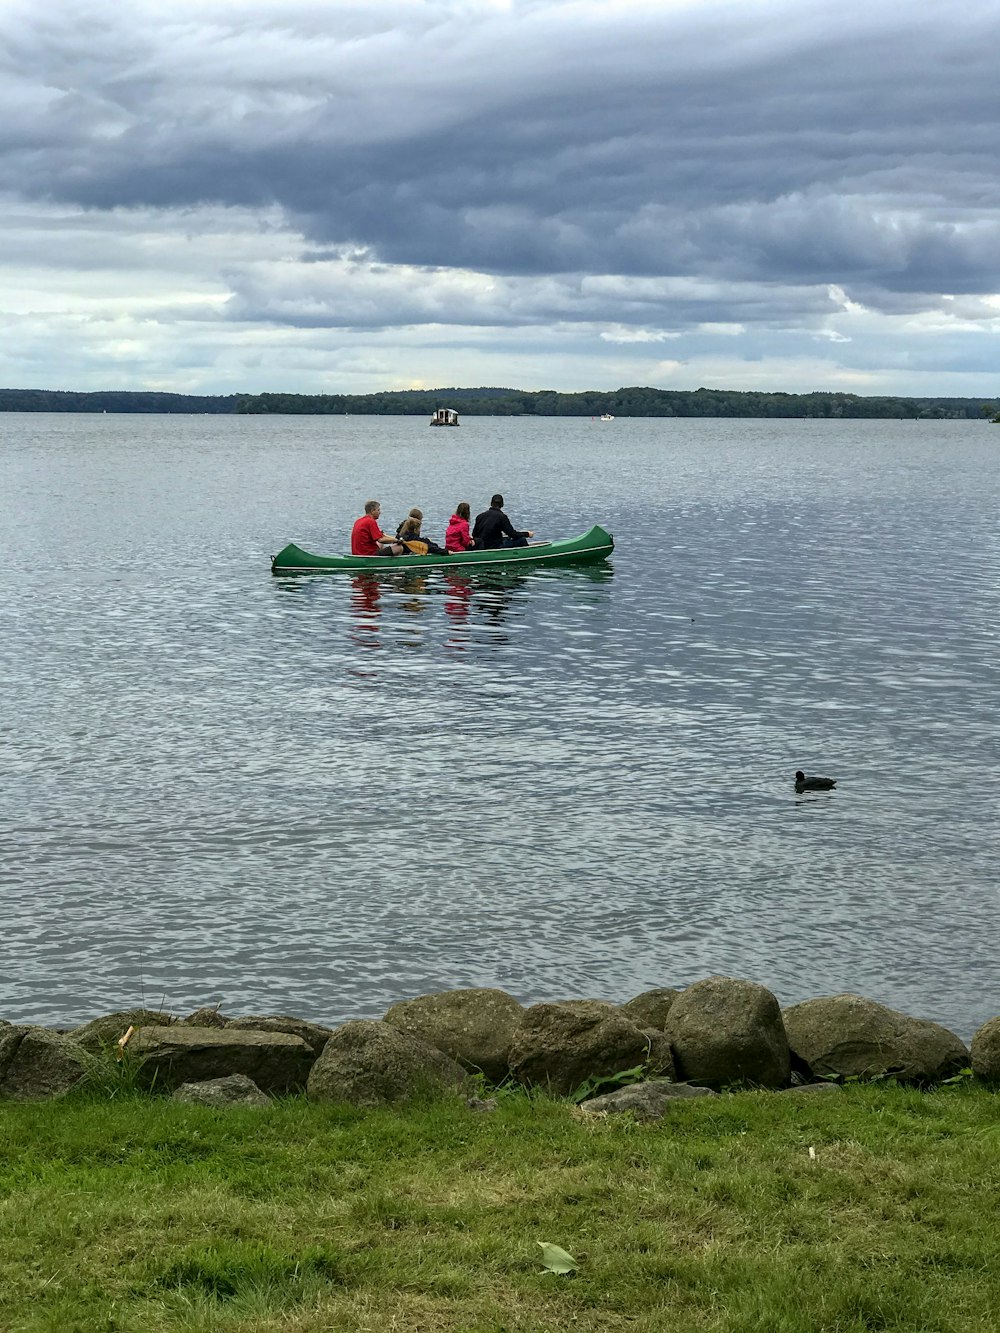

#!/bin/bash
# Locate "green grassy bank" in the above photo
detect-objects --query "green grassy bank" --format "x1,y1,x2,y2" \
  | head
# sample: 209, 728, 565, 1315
1, 1085, 998, 1333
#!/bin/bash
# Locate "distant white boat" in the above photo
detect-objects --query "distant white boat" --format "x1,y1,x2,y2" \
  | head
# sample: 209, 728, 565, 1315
600, 413, 614, 421
430, 407, 460, 427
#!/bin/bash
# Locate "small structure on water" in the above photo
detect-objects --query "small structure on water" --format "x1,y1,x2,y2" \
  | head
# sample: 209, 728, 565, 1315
430, 407, 460, 427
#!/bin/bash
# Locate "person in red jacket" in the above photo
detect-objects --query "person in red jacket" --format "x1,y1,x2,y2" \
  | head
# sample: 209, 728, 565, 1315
351, 500, 403, 556
444, 501, 475, 552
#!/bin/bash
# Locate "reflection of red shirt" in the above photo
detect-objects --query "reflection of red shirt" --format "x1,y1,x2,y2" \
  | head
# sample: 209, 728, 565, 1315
351, 514, 384, 555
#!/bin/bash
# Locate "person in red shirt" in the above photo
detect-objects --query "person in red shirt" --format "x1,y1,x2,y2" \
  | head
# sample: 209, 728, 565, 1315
351, 500, 403, 557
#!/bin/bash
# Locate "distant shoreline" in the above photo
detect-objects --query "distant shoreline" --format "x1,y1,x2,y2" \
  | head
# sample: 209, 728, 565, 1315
0, 386, 992, 419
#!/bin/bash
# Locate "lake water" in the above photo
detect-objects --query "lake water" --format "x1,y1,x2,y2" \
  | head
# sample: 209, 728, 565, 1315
1, 412, 997, 1040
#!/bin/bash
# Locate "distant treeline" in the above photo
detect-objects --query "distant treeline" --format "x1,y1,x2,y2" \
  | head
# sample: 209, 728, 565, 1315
0, 386, 994, 419
0, 389, 241, 414
236, 387, 995, 419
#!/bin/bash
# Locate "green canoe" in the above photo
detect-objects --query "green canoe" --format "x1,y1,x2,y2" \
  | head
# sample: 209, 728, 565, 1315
271, 524, 614, 573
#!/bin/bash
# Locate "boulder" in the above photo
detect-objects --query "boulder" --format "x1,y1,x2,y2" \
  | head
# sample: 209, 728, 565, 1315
172, 1075, 271, 1108
620, 988, 681, 1030
580, 1079, 717, 1120
130, 1025, 313, 1093
0, 1028, 90, 1101
508, 1000, 674, 1097
0, 1025, 26, 1081
971, 1016, 1000, 1082
226, 1016, 334, 1057
383, 988, 525, 1083
307, 1020, 468, 1108
71, 1009, 175, 1052
782, 994, 969, 1085
666, 977, 790, 1089
182, 1006, 229, 1028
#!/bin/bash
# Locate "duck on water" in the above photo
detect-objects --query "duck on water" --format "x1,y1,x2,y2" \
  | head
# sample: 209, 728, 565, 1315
795, 770, 837, 790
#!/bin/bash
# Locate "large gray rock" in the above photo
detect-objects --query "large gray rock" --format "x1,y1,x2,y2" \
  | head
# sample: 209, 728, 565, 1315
130, 1025, 313, 1092
307, 1020, 468, 1107
0, 1025, 26, 1082
172, 1075, 271, 1107
508, 1000, 674, 1097
0, 1028, 90, 1100
971, 1016, 1000, 1082
71, 1009, 175, 1052
383, 988, 525, 1083
782, 994, 969, 1085
666, 977, 790, 1089
226, 1016, 334, 1057
581, 1079, 717, 1120
620, 988, 681, 1030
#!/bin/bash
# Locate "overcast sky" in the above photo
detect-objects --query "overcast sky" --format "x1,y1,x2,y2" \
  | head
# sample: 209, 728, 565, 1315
2, 0, 999, 396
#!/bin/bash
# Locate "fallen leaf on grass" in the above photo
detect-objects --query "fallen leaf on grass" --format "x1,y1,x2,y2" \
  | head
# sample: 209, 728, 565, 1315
538, 1242, 578, 1274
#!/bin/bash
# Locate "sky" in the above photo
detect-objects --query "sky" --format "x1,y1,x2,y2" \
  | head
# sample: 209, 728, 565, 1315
2, 0, 999, 397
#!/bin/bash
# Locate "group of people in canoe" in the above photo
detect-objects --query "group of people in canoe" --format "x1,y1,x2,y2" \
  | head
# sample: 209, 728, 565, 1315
351, 495, 535, 558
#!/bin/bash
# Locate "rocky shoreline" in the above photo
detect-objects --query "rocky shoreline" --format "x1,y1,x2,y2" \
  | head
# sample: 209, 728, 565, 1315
2, 977, 999, 1115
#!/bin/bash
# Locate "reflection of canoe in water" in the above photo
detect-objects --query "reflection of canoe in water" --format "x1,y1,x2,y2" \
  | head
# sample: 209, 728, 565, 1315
271, 525, 614, 573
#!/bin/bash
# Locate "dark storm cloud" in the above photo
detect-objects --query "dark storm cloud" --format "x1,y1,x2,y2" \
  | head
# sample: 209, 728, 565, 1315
2, 0, 999, 329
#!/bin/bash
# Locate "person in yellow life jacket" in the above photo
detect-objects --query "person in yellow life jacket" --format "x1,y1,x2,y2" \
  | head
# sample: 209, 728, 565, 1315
396, 508, 446, 556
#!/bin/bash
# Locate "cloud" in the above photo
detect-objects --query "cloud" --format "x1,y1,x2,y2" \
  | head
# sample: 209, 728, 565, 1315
600, 326, 681, 344
1, 0, 999, 391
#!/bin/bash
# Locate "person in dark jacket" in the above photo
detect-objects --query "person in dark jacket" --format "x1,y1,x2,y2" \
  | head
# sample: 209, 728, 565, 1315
472, 494, 534, 549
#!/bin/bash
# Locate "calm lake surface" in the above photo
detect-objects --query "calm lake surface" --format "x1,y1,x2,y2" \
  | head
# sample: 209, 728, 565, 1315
1, 413, 997, 1038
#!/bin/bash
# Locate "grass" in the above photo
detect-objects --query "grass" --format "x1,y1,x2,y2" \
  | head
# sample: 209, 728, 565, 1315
1, 1083, 999, 1331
